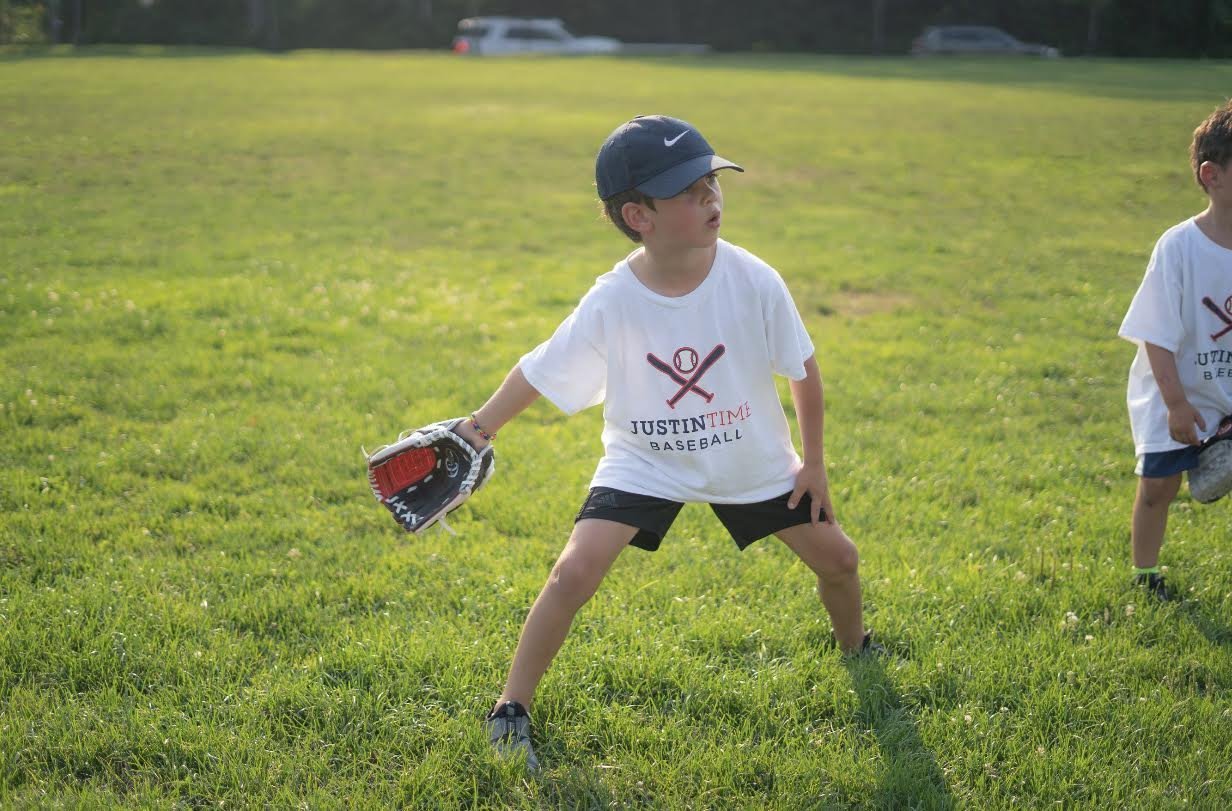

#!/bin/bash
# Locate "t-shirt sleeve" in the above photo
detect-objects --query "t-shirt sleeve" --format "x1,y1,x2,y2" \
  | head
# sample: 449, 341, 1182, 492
518, 293, 607, 415
1119, 238, 1184, 352
764, 269, 816, 380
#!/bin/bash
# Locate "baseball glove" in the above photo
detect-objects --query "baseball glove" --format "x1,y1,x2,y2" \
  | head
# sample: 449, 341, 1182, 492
365, 418, 495, 534
1189, 414, 1232, 504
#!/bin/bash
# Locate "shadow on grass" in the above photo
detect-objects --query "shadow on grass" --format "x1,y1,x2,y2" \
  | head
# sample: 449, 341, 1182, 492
844, 655, 954, 810
0, 44, 284, 61
616, 54, 1232, 103
5, 47, 1229, 105
1182, 598, 1232, 647
536, 765, 631, 808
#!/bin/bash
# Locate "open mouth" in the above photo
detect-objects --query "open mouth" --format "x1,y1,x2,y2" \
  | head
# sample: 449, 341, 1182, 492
707, 211, 722, 228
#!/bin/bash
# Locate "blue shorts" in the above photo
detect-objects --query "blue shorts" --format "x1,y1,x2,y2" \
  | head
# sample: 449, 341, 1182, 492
1136, 446, 1201, 478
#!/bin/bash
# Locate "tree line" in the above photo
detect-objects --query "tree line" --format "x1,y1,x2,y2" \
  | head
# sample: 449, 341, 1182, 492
4, 0, 1232, 58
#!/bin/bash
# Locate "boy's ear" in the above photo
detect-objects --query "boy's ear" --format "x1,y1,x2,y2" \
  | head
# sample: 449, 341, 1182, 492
621, 200, 653, 236
1199, 160, 1223, 190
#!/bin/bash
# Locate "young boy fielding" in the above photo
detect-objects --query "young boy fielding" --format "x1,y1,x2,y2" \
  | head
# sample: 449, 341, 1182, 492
452, 115, 879, 769
1119, 100, 1232, 601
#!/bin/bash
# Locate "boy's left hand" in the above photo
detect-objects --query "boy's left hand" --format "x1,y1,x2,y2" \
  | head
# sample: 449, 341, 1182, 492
788, 460, 835, 526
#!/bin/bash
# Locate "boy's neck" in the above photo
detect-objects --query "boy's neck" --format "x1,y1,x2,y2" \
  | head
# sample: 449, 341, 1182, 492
1196, 203, 1232, 250
628, 241, 719, 297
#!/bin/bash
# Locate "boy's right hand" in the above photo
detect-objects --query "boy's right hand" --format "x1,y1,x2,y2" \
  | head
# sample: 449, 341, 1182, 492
1167, 400, 1207, 446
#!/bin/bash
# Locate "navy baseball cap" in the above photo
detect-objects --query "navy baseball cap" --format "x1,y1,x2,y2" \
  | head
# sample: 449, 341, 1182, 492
595, 115, 743, 200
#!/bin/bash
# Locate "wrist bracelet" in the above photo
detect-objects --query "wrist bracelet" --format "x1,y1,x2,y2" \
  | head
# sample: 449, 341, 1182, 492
469, 413, 496, 442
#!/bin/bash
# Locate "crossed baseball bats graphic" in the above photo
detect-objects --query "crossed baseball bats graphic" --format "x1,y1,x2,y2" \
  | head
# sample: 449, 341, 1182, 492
646, 344, 725, 408
1202, 297, 1232, 342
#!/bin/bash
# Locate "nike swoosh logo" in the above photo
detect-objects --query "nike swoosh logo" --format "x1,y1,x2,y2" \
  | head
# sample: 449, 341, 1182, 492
664, 131, 688, 147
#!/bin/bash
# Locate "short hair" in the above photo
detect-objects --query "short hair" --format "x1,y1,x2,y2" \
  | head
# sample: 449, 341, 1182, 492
601, 188, 656, 243
1191, 100, 1232, 191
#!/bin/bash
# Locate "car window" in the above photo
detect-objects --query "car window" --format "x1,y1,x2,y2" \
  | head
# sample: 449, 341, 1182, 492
505, 26, 565, 41
458, 24, 489, 37
972, 30, 1002, 43
975, 28, 1014, 44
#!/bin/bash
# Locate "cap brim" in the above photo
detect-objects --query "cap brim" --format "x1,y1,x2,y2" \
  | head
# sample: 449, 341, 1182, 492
635, 154, 743, 198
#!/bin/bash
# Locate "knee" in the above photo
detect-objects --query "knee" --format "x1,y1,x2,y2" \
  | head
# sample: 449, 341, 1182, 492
547, 555, 600, 607
816, 538, 860, 581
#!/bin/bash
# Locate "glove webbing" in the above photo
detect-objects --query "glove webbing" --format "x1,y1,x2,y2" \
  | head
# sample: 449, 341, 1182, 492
372, 447, 436, 496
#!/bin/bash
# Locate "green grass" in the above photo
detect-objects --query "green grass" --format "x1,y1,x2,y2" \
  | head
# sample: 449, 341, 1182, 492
3, 48, 1232, 808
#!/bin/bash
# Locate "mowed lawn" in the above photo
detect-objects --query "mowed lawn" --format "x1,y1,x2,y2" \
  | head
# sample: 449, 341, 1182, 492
2, 48, 1231, 808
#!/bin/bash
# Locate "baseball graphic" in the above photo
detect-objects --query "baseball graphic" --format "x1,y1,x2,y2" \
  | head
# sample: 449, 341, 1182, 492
674, 347, 699, 373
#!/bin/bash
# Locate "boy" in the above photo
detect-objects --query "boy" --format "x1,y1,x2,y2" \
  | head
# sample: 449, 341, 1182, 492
454, 115, 879, 770
1119, 99, 1232, 601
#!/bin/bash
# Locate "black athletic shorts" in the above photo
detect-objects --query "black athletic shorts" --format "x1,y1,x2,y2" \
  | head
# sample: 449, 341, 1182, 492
574, 486, 826, 552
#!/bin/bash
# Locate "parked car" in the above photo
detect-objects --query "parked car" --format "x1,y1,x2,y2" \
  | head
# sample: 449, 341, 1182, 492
910, 26, 1060, 58
452, 17, 621, 56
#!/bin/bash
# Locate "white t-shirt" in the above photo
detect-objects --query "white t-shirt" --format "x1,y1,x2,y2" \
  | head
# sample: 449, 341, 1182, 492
519, 239, 815, 503
1119, 217, 1232, 455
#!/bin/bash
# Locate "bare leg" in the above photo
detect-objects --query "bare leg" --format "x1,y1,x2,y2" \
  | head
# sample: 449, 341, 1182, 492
775, 521, 864, 653
1131, 474, 1181, 569
497, 519, 638, 709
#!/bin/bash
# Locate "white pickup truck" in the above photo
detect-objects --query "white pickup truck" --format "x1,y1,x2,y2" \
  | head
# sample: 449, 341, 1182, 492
450, 17, 712, 57
451, 17, 622, 56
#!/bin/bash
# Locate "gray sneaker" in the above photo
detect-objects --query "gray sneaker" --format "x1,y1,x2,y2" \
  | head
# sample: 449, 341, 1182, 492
486, 701, 539, 771
843, 631, 887, 660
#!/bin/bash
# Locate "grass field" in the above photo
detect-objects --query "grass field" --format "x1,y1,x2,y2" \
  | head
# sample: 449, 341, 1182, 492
2, 47, 1232, 808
